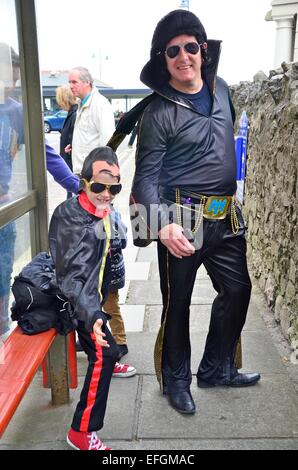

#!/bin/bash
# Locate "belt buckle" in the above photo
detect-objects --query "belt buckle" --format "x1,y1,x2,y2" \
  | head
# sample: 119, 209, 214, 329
203, 196, 231, 220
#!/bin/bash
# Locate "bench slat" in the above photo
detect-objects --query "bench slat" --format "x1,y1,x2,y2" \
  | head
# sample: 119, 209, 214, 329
0, 326, 57, 437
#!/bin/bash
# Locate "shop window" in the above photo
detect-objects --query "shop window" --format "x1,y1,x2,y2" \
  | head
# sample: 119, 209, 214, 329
0, 0, 29, 208
0, 212, 32, 338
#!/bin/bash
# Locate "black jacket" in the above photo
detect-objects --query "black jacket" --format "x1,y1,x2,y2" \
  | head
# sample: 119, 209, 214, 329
49, 196, 111, 332
130, 40, 237, 236
60, 104, 78, 168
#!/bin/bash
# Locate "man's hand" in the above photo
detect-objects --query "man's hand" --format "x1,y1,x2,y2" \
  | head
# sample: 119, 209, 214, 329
158, 223, 195, 259
64, 144, 72, 154
93, 319, 109, 347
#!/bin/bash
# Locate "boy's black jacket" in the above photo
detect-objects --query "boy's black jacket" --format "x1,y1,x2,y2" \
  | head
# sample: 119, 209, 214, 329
49, 196, 111, 332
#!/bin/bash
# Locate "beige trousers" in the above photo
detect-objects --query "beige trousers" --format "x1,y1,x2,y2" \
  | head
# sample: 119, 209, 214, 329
103, 290, 127, 345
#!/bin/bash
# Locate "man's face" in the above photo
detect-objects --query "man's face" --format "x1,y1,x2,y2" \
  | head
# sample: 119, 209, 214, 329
68, 70, 91, 99
85, 161, 120, 213
165, 34, 203, 93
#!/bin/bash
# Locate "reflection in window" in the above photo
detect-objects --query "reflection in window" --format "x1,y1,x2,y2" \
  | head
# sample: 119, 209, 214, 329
0, 8, 28, 208
0, 212, 32, 338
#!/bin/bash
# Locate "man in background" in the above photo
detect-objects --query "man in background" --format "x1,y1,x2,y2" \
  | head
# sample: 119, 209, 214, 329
67, 66, 115, 175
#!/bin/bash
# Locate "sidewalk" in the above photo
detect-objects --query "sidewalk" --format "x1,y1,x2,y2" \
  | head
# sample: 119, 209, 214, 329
1, 141, 298, 450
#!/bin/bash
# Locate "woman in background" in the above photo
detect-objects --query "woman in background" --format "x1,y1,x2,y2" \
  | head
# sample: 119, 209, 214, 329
56, 85, 78, 198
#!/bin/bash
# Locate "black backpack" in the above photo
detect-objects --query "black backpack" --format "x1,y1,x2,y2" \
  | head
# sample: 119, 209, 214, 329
11, 252, 74, 335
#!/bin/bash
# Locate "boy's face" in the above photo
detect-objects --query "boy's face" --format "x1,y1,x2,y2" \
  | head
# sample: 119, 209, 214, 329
85, 161, 120, 213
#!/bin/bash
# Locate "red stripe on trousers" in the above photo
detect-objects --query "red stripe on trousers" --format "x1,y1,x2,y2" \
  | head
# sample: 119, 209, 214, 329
80, 333, 103, 431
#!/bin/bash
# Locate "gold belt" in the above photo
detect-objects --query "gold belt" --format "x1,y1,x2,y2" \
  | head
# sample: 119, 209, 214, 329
175, 189, 240, 234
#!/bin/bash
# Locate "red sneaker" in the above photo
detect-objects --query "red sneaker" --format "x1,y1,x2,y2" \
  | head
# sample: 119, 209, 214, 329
113, 362, 137, 378
67, 429, 111, 450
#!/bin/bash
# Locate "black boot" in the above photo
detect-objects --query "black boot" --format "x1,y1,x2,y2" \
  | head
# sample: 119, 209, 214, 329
197, 372, 261, 388
168, 390, 196, 414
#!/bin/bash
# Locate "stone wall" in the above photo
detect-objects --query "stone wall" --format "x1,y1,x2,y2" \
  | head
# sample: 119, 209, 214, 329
230, 62, 298, 360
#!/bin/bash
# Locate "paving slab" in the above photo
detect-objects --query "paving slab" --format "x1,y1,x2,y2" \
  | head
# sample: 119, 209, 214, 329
127, 280, 216, 305
121, 304, 146, 332
123, 246, 139, 263
1, 374, 139, 447
145, 303, 265, 333
137, 247, 158, 262
118, 282, 129, 304
91, 377, 139, 441
98, 438, 298, 451
0, 442, 70, 450
75, 353, 88, 377
2, 437, 298, 450
244, 303, 268, 331
237, 330, 288, 373
125, 330, 287, 375
0, 378, 73, 445
138, 375, 298, 440
125, 261, 151, 280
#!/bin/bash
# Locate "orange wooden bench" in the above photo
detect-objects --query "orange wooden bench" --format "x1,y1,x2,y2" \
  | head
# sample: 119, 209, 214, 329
0, 326, 77, 438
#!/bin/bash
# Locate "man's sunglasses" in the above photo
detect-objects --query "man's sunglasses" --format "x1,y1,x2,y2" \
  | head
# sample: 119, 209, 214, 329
165, 42, 201, 59
84, 179, 122, 195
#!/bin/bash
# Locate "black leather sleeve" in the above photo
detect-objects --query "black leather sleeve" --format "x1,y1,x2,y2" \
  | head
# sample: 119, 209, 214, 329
131, 100, 173, 239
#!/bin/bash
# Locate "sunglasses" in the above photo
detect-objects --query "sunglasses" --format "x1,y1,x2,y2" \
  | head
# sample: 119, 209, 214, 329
165, 42, 201, 59
84, 179, 122, 195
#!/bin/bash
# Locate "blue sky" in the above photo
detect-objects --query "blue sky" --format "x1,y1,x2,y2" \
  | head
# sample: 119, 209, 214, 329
35, 0, 275, 87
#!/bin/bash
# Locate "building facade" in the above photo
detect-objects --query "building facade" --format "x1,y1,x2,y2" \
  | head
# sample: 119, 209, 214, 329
266, 0, 298, 67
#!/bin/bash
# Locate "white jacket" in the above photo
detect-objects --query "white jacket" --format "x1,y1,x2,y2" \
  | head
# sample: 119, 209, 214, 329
72, 87, 115, 174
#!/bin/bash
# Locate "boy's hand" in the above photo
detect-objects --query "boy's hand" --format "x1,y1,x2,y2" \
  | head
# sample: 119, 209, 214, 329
93, 319, 109, 347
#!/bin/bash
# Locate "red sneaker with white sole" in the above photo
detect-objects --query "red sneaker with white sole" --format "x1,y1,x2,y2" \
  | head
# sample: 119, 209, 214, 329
67, 429, 111, 450
113, 362, 136, 378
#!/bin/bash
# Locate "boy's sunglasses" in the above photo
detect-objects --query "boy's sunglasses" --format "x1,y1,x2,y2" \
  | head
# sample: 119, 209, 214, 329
84, 179, 122, 195
165, 42, 201, 59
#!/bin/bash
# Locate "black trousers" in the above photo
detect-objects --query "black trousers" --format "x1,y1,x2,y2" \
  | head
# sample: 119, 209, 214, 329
71, 321, 118, 432
157, 215, 252, 392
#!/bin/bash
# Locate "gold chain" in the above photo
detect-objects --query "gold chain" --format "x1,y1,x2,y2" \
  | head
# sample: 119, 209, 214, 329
175, 189, 206, 234
231, 195, 240, 234
176, 189, 239, 235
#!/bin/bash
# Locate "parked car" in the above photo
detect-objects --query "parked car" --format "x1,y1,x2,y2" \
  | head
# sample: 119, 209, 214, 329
44, 110, 67, 133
